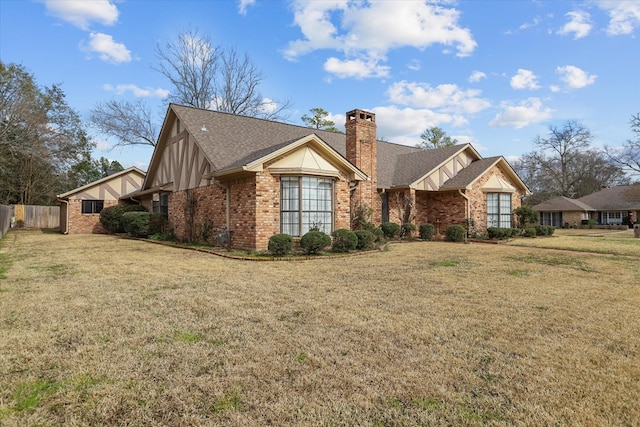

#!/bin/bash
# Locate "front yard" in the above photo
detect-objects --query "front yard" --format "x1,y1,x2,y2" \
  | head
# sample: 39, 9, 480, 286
0, 230, 638, 426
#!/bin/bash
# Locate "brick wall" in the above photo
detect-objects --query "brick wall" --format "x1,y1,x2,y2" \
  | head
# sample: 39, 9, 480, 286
466, 165, 522, 232
66, 199, 119, 234
345, 109, 381, 225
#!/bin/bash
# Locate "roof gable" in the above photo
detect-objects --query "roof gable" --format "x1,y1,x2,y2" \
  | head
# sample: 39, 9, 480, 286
576, 184, 640, 210
439, 156, 530, 194
57, 167, 146, 200
532, 196, 594, 212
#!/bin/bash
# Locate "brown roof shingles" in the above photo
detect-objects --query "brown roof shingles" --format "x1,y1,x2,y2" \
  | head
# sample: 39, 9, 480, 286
169, 104, 507, 190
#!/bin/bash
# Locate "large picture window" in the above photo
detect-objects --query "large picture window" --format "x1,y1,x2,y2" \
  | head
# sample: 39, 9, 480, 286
81, 200, 104, 214
487, 193, 512, 228
281, 176, 333, 236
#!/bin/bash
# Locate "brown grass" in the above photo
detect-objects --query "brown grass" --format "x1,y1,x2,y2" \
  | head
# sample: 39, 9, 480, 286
1, 230, 639, 426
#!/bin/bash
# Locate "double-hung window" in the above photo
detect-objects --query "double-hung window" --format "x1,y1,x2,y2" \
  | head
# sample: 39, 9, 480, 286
152, 193, 169, 215
81, 200, 104, 214
487, 193, 512, 228
281, 176, 333, 236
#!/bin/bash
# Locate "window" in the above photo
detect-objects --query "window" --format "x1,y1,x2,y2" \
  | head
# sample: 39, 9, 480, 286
603, 211, 622, 225
487, 193, 512, 228
152, 193, 169, 215
281, 176, 333, 236
541, 212, 562, 227
81, 200, 104, 214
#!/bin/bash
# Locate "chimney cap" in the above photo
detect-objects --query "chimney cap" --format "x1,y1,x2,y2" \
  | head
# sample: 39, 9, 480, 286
346, 109, 375, 122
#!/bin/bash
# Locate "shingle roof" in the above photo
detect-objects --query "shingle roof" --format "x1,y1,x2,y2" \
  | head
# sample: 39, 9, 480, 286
167, 104, 513, 190
532, 196, 594, 212
576, 184, 640, 210
439, 157, 501, 190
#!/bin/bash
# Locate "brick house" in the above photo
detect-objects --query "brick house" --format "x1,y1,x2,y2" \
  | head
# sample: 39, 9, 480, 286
129, 104, 529, 250
533, 184, 640, 227
57, 167, 145, 234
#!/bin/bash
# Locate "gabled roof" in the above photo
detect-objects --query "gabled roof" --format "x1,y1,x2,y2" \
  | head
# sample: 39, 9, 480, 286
57, 167, 146, 199
576, 184, 640, 210
532, 196, 594, 212
146, 104, 527, 194
439, 156, 530, 194
384, 144, 474, 188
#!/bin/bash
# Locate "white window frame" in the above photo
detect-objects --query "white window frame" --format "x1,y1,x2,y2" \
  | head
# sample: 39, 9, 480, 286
487, 193, 512, 228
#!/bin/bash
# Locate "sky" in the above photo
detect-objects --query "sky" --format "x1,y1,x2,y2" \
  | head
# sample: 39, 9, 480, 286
1, 0, 639, 172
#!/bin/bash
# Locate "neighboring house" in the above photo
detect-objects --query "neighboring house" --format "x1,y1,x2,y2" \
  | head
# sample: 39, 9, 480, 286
533, 184, 640, 227
127, 104, 529, 250
57, 167, 145, 234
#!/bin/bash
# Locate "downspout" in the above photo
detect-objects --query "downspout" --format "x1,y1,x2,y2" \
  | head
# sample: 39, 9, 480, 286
57, 198, 69, 235
458, 189, 470, 241
225, 183, 231, 235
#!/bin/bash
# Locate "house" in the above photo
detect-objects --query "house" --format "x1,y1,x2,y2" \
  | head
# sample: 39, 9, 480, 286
57, 167, 145, 234
127, 104, 529, 250
533, 184, 640, 227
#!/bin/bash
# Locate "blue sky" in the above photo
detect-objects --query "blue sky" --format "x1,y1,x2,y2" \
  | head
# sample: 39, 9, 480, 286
1, 0, 639, 171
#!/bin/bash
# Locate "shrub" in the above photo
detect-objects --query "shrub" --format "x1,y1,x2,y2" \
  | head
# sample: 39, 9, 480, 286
121, 212, 165, 237
300, 230, 331, 254
380, 222, 401, 239
100, 204, 147, 233
354, 229, 375, 250
513, 205, 539, 229
401, 223, 416, 239
331, 228, 358, 252
268, 234, 293, 256
445, 225, 466, 242
419, 223, 435, 241
488, 227, 520, 239
523, 227, 537, 238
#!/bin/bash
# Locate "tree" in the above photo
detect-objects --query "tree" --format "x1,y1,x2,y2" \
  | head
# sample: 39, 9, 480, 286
605, 113, 640, 176
154, 30, 291, 120
301, 107, 340, 133
91, 29, 292, 149
89, 99, 158, 147
0, 61, 94, 205
416, 127, 458, 150
513, 120, 629, 205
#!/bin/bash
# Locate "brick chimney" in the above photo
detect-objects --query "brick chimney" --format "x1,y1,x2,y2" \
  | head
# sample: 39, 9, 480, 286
345, 109, 379, 224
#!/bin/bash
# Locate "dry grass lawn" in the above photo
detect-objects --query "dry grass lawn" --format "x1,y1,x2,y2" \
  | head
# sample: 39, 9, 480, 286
0, 230, 639, 426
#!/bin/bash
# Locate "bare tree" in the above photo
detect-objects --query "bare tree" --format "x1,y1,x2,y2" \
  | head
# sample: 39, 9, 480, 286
91, 30, 292, 149
605, 113, 640, 176
90, 99, 157, 147
514, 120, 629, 204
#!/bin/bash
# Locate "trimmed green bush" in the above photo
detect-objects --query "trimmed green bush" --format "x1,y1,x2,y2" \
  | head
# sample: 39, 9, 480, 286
268, 234, 293, 256
534, 225, 555, 236
121, 212, 165, 237
354, 229, 375, 250
445, 225, 466, 242
100, 204, 147, 233
300, 230, 331, 254
523, 227, 537, 238
380, 222, 401, 239
419, 223, 435, 241
401, 223, 416, 239
331, 228, 358, 252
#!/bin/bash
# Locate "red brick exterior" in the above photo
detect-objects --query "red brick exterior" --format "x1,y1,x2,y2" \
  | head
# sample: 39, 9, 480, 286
346, 109, 381, 225
66, 199, 119, 234
156, 166, 354, 251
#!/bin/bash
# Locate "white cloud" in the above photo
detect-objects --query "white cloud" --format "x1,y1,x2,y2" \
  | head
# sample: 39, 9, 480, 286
324, 57, 390, 79
556, 65, 597, 88
94, 138, 113, 151
489, 98, 553, 129
86, 32, 131, 63
597, 1, 640, 35
238, 0, 256, 15
43, 0, 118, 30
407, 59, 421, 71
371, 105, 461, 144
469, 71, 487, 83
558, 11, 592, 39
284, 0, 476, 78
510, 69, 540, 90
103, 84, 169, 98
386, 80, 491, 114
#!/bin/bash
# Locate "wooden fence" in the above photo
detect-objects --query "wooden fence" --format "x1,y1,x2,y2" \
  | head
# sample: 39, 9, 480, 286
13, 205, 60, 229
0, 204, 11, 239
